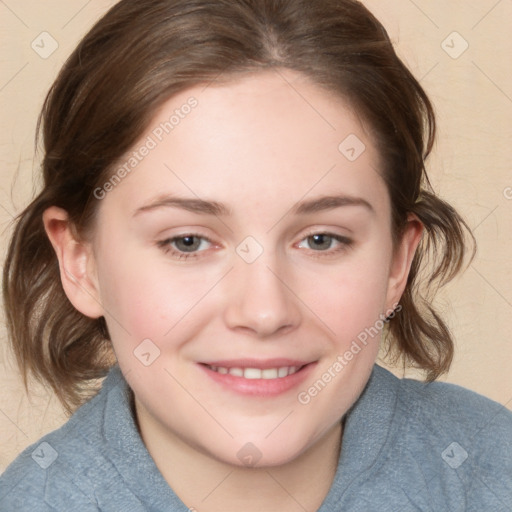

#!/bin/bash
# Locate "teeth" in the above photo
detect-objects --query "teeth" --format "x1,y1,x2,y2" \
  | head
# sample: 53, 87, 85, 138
209, 365, 301, 379
278, 367, 288, 378
261, 368, 277, 379
244, 368, 263, 379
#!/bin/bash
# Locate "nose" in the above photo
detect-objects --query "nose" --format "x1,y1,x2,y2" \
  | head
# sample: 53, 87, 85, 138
223, 256, 301, 338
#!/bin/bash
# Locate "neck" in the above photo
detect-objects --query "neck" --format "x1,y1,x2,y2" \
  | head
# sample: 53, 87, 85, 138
134, 398, 343, 512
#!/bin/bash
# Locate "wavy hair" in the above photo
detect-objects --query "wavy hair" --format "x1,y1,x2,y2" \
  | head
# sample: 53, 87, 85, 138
3, 0, 474, 412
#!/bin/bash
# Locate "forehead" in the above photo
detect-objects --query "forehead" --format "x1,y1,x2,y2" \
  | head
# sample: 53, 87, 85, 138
99, 70, 388, 218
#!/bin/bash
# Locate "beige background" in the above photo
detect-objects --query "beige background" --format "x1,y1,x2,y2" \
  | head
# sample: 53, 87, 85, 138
1, 0, 511, 472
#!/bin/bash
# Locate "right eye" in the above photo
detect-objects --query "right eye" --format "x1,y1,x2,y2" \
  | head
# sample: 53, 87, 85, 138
157, 234, 213, 259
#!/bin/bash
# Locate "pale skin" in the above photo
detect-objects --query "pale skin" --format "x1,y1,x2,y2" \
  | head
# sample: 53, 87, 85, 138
43, 70, 422, 511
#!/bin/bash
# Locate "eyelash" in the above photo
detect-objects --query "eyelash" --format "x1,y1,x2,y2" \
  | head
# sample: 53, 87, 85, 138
157, 233, 214, 261
296, 231, 353, 257
157, 231, 353, 260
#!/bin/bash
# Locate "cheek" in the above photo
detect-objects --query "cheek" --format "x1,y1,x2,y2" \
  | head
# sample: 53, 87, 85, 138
96, 257, 167, 337
295, 246, 392, 342
95, 244, 224, 356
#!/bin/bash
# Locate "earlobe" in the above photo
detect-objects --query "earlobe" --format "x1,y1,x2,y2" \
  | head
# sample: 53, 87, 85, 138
386, 214, 423, 308
42, 206, 103, 319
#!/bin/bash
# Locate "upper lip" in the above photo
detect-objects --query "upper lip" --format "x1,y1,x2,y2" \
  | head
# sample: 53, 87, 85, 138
199, 358, 314, 369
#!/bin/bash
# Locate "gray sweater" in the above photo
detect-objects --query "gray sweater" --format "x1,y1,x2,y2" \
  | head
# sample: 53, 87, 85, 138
1, 364, 511, 511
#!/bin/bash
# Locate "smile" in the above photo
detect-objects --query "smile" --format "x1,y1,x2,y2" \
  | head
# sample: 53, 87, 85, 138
206, 365, 302, 379
198, 359, 317, 397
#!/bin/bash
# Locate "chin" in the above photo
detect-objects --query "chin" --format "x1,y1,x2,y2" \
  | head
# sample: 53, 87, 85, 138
203, 425, 325, 469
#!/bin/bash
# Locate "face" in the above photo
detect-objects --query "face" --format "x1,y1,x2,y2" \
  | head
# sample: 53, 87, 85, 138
80, 71, 415, 467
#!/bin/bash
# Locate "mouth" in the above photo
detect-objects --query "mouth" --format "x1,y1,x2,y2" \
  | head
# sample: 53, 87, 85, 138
198, 359, 317, 397
205, 364, 303, 379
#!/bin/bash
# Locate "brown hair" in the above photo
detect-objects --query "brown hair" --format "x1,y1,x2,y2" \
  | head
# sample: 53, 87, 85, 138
3, 0, 474, 413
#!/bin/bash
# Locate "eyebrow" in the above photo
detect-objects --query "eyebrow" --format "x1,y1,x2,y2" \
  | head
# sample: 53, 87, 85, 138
292, 195, 374, 215
132, 194, 374, 217
133, 196, 231, 217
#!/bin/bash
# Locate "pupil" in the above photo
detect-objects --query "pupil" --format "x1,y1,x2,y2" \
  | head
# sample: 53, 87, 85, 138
310, 234, 331, 250
176, 236, 200, 252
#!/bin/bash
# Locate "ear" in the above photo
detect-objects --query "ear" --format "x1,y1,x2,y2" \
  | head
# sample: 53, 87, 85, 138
385, 214, 423, 309
42, 206, 103, 319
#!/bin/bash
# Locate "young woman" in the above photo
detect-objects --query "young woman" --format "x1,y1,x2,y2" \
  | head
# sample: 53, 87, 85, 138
1, 0, 511, 510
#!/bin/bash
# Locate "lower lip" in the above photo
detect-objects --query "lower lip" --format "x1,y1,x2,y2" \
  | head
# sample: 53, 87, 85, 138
198, 363, 317, 397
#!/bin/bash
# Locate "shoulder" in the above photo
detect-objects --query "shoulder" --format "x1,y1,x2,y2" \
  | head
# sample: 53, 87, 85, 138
0, 370, 124, 511
383, 367, 512, 507
395, 371, 512, 443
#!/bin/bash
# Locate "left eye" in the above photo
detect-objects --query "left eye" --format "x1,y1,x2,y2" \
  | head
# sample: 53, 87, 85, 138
164, 235, 211, 253
297, 233, 347, 251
